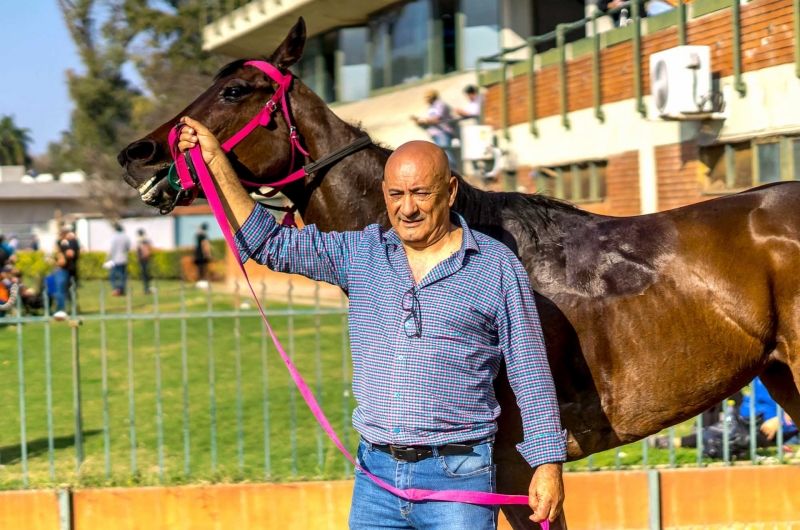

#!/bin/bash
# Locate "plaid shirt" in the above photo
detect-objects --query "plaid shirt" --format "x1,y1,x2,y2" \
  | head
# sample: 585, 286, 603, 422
235, 205, 567, 467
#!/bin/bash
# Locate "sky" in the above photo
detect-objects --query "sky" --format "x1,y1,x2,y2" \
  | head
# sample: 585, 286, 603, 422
0, 1, 82, 155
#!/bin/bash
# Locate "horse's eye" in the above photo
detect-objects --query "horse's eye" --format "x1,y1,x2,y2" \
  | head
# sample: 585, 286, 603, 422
222, 86, 249, 100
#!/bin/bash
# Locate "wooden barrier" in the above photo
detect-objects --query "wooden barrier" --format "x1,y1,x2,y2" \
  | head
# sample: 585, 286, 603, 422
3, 466, 799, 529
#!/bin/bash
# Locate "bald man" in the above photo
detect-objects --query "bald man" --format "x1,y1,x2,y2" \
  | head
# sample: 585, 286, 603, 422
179, 121, 566, 529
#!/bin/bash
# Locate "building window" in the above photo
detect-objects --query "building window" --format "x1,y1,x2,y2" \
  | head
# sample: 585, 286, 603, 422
338, 27, 370, 102
390, 0, 431, 85
294, 35, 335, 103
700, 136, 800, 193
460, 0, 499, 70
538, 161, 607, 203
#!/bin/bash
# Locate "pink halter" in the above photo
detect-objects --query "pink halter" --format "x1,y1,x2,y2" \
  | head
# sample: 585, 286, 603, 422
167, 61, 310, 207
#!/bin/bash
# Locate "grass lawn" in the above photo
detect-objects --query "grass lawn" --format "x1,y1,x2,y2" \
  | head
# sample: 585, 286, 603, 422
0, 279, 357, 489
0, 280, 794, 490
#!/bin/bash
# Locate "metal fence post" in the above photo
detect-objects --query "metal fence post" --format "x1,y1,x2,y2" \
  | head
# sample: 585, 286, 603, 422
632, 0, 646, 117
16, 292, 28, 487
70, 281, 84, 475
732, 0, 747, 96
58, 488, 73, 530
647, 469, 662, 530
288, 279, 297, 478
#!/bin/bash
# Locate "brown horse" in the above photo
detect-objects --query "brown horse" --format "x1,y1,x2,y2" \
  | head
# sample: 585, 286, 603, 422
118, 18, 800, 529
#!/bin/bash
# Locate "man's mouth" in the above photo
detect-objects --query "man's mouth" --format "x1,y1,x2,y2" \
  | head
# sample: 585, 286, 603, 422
400, 219, 423, 228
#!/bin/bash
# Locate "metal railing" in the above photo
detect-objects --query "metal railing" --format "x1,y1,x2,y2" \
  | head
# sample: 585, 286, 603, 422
0, 278, 352, 488
476, 0, 773, 140
0, 277, 795, 489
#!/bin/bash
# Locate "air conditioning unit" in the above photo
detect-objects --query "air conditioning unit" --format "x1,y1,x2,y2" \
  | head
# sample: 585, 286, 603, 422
461, 125, 496, 161
649, 45, 713, 119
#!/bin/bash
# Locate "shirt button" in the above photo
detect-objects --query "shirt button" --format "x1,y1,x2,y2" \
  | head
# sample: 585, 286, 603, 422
393, 428, 401, 433
397, 355, 404, 361
394, 392, 401, 398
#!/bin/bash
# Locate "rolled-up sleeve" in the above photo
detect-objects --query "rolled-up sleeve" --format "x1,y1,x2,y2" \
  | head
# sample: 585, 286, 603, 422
496, 257, 567, 468
234, 203, 361, 291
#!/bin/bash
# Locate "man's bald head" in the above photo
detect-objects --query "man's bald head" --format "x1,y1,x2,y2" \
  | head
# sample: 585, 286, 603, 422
385, 141, 451, 184
382, 141, 458, 248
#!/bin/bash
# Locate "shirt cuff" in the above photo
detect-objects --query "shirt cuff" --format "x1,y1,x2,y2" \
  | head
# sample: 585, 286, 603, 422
516, 429, 568, 468
233, 203, 275, 264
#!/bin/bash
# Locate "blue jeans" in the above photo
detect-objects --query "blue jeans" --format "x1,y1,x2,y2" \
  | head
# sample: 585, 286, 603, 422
349, 438, 498, 530
52, 269, 70, 312
110, 264, 128, 293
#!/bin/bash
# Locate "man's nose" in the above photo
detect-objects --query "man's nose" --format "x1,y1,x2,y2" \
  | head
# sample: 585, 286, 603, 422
400, 194, 418, 217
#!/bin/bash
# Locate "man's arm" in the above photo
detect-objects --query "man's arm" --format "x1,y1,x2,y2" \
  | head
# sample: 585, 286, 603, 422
497, 256, 567, 523
178, 117, 359, 290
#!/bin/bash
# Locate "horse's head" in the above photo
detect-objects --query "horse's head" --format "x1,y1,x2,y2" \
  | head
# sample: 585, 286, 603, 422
118, 18, 308, 212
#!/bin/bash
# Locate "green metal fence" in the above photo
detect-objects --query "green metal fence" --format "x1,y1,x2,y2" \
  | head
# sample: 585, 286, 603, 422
0, 277, 796, 490
0, 279, 353, 489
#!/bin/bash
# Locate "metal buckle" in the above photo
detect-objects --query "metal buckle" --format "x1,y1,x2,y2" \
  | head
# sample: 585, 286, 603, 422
289, 126, 299, 140
389, 445, 418, 462
266, 99, 278, 113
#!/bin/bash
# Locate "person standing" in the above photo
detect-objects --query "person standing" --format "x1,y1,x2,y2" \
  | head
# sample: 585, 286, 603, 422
194, 223, 212, 284
59, 226, 81, 288
411, 90, 457, 168
178, 119, 567, 529
108, 224, 130, 296
29, 234, 39, 252
137, 229, 153, 295
455, 85, 482, 121
50, 242, 70, 320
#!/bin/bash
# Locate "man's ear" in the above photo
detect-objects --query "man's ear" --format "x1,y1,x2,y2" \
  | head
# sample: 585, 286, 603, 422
269, 17, 306, 70
448, 175, 458, 206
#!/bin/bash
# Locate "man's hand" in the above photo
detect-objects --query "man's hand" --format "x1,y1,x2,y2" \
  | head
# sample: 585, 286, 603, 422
178, 116, 226, 167
528, 462, 564, 524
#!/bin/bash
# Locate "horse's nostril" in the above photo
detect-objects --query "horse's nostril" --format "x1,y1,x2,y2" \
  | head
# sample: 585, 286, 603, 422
125, 139, 159, 163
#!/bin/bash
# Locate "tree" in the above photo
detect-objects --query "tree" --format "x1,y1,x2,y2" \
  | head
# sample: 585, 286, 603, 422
0, 115, 33, 166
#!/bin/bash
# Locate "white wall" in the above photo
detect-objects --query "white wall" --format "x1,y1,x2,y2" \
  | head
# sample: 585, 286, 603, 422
84, 217, 176, 252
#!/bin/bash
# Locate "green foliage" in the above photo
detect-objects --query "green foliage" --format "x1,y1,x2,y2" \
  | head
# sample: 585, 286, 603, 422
12, 251, 53, 283
0, 115, 33, 166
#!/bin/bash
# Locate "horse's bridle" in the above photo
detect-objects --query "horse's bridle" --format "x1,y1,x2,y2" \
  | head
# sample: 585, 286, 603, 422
164, 60, 371, 218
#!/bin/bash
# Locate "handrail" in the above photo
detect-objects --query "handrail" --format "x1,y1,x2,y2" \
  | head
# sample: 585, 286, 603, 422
475, 0, 779, 139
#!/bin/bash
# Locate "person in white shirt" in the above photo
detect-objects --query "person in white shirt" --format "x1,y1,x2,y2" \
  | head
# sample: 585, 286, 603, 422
455, 85, 482, 121
108, 224, 130, 296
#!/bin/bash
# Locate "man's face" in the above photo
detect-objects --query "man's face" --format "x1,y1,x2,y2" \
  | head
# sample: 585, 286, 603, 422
382, 144, 457, 247
425, 95, 436, 105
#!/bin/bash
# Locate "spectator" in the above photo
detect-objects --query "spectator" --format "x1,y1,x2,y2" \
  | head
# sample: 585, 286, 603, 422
651, 377, 797, 457
194, 223, 212, 285
108, 224, 130, 296
455, 85, 482, 121
29, 234, 39, 252
137, 229, 153, 295
0, 235, 11, 266
8, 234, 18, 252
59, 225, 81, 288
48, 243, 70, 320
410, 89, 457, 167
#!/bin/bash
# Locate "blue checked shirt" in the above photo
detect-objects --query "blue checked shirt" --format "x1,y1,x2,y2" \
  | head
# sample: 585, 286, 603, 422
235, 205, 567, 467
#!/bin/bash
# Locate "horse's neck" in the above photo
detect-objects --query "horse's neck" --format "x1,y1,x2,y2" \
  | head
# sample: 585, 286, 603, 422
282, 86, 390, 231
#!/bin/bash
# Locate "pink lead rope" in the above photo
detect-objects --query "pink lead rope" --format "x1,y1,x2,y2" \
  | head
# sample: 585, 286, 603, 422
171, 60, 547, 527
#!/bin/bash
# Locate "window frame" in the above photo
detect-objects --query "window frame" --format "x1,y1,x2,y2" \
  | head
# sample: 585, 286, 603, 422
701, 135, 799, 196
540, 160, 607, 204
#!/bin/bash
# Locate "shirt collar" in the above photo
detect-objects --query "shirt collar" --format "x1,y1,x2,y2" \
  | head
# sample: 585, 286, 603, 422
383, 212, 481, 255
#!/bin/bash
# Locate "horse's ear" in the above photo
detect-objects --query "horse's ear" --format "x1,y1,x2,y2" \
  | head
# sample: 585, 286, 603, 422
269, 17, 306, 70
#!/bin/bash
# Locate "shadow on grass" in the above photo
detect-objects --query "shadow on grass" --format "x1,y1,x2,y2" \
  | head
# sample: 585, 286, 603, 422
0, 430, 102, 465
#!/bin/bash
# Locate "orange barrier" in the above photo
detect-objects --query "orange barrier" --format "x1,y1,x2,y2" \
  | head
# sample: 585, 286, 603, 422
4, 466, 800, 529
660, 466, 800, 529
0, 490, 60, 530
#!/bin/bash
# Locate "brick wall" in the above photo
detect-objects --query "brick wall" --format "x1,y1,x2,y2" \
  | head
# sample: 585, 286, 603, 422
483, 0, 795, 129
655, 142, 708, 211
471, 149, 640, 217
